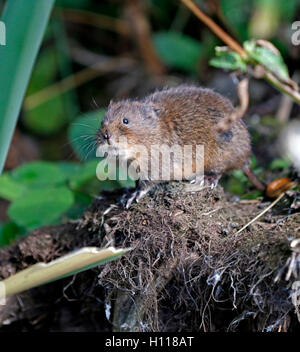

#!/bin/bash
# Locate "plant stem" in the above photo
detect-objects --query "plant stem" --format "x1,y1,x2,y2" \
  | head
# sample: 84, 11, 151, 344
264, 70, 300, 104
181, 0, 300, 105
180, 0, 247, 58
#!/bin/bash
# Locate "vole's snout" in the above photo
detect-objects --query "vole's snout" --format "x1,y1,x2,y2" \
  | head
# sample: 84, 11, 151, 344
103, 131, 111, 140
98, 118, 111, 142
97, 124, 110, 145
103, 130, 112, 145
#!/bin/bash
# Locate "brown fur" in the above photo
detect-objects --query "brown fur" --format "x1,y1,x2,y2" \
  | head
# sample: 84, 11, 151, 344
97, 85, 251, 183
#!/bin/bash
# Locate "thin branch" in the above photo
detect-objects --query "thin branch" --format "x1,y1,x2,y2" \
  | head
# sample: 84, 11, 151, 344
181, 0, 300, 105
264, 70, 300, 105
180, 0, 247, 58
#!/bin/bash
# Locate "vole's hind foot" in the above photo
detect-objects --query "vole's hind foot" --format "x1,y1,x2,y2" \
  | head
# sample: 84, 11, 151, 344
186, 174, 220, 192
190, 174, 205, 186
204, 174, 221, 189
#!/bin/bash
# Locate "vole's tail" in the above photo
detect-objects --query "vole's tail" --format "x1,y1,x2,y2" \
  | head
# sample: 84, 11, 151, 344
243, 162, 266, 191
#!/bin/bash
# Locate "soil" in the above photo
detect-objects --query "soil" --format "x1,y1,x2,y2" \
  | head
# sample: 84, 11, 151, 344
0, 183, 299, 332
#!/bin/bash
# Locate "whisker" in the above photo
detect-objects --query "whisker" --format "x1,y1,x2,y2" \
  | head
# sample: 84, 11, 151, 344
80, 139, 97, 157
70, 122, 100, 129
60, 135, 96, 150
85, 143, 97, 160
68, 134, 96, 143
91, 96, 99, 109
81, 140, 96, 160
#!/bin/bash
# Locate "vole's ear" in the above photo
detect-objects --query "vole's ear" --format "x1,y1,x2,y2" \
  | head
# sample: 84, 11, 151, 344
108, 99, 114, 108
143, 104, 160, 120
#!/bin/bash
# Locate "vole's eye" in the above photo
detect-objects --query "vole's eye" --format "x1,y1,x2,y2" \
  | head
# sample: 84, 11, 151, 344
122, 118, 129, 125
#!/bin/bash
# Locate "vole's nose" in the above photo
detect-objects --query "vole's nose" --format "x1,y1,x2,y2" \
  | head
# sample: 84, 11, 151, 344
103, 131, 112, 144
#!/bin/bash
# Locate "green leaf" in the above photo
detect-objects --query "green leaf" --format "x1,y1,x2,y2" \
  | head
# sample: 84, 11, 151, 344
58, 160, 100, 190
118, 178, 136, 189
225, 177, 245, 195
24, 45, 71, 135
68, 109, 105, 160
277, 0, 299, 21
244, 40, 289, 80
64, 192, 92, 219
232, 169, 248, 183
67, 160, 99, 189
59, 161, 121, 195
249, 155, 257, 169
269, 158, 291, 170
241, 190, 263, 200
56, 0, 92, 8
26, 47, 58, 94
153, 31, 204, 73
0, 0, 55, 175
209, 51, 247, 72
0, 222, 24, 247
8, 186, 74, 229
0, 173, 26, 201
11, 161, 67, 188
24, 96, 67, 135
58, 161, 83, 178
220, 0, 249, 41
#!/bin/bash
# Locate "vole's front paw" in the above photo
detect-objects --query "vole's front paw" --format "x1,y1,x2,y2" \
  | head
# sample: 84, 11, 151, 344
124, 190, 138, 209
120, 181, 155, 209
120, 185, 153, 209
119, 188, 148, 209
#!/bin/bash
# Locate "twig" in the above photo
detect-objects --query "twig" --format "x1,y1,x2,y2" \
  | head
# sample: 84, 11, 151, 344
180, 0, 247, 58
263, 69, 300, 105
180, 0, 300, 105
235, 192, 285, 235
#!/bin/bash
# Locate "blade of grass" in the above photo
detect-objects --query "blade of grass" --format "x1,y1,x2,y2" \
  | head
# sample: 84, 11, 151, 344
0, 246, 131, 298
0, 0, 55, 175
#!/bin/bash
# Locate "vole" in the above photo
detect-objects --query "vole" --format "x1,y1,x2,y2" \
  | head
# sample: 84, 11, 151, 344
97, 85, 265, 207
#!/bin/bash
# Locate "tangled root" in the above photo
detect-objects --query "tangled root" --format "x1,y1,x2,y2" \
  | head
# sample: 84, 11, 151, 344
90, 183, 299, 332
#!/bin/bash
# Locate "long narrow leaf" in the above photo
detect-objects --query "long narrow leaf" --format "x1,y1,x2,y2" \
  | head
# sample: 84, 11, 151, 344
0, 246, 131, 298
0, 0, 55, 174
